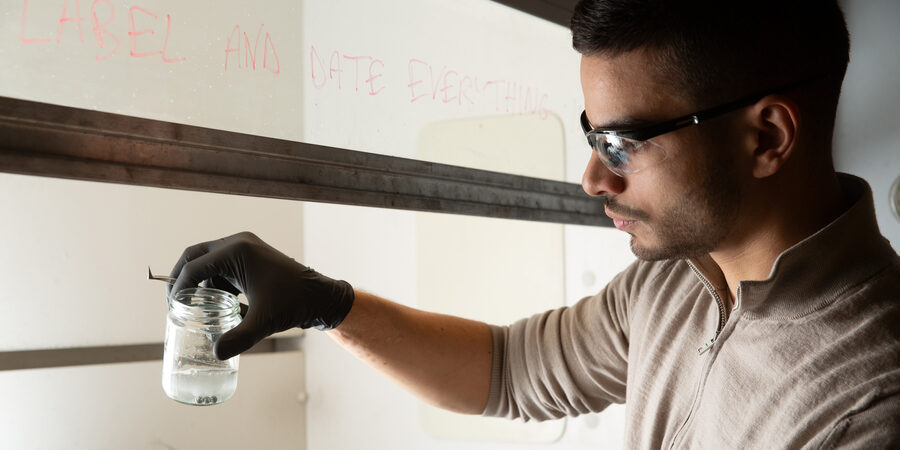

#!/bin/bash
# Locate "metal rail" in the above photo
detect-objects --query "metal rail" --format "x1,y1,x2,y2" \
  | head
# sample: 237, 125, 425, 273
491, 0, 577, 27
0, 96, 610, 227
0, 336, 303, 372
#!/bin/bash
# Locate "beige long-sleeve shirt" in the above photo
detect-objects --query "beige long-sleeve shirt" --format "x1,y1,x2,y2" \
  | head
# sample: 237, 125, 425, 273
483, 174, 900, 449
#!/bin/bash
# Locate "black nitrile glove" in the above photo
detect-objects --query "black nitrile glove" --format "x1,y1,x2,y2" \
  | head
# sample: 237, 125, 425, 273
168, 231, 355, 360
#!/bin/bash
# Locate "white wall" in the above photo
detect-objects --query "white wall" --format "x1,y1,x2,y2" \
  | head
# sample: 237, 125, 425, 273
835, 0, 900, 250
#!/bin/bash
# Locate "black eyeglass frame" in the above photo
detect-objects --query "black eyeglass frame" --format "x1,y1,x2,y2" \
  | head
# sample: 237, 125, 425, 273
580, 76, 825, 143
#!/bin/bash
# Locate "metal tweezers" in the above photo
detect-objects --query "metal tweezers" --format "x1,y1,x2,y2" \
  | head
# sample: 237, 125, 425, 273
148, 267, 176, 284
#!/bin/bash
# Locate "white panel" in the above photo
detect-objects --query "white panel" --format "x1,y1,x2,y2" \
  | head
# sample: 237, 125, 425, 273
0, 173, 303, 351
564, 225, 636, 306
560, 225, 634, 449
303, 204, 424, 450
0, 351, 306, 449
416, 213, 565, 326
415, 113, 566, 442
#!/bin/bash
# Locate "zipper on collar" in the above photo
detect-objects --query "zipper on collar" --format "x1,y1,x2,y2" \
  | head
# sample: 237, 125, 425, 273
687, 262, 728, 356
668, 261, 741, 450
669, 262, 736, 449
696, 337, 715, 355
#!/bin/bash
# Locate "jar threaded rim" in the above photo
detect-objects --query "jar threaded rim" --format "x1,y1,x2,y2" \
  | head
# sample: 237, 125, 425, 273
169, 287, 240, 321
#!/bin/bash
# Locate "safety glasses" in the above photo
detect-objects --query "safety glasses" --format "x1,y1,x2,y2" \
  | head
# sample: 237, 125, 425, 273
580, 76, 822, 176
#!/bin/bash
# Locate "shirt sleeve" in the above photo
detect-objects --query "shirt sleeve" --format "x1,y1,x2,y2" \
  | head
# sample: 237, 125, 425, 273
819, 392, 900, 449
481, 262, 637, 422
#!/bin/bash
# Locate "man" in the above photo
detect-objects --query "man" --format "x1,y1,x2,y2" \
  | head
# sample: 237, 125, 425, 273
168, 0, 899, 447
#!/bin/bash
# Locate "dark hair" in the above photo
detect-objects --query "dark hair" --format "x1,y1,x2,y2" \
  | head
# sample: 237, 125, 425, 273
571, 0, 850, 125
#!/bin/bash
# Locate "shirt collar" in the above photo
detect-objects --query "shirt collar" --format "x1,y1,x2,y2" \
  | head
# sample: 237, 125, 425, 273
690, 173, 898, 320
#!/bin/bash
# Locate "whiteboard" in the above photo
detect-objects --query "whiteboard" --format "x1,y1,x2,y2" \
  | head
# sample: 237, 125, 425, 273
3, 0, 303, 140
1, 0, 586, 182
300, 0, 584, 182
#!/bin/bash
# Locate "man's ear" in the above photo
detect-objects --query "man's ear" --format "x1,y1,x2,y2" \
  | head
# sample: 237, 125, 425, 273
749, 95, 800, 179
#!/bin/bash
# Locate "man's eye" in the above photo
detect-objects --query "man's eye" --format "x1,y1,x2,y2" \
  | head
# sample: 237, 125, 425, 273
604, 143, 630, 166
610, 142, 630, 154
629, 141, 647, 152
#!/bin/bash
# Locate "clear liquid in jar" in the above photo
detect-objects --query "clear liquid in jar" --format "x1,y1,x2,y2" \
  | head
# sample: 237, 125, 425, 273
163, 367, 238, 406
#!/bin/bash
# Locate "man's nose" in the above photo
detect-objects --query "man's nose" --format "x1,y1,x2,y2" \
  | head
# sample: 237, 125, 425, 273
582, 151, 625, 197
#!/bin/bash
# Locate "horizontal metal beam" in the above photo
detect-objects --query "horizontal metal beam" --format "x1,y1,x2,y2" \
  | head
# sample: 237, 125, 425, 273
0, 96, 611, 227
0, 336, 302, 372
491, 0, 577, 27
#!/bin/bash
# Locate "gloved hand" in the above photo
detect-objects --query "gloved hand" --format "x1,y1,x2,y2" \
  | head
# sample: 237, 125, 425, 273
168, 231, 355, 360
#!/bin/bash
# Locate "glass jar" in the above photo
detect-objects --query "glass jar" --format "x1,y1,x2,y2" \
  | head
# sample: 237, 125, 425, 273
162, 287, 242, 406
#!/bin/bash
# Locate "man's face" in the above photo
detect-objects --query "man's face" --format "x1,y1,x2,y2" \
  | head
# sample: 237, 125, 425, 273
580, 51, 741, 260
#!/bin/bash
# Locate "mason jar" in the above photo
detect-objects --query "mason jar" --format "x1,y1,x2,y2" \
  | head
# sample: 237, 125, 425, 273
162, 287, 242, 406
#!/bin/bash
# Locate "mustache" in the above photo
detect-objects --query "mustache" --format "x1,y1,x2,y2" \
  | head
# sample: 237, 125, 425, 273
603, 197, 649, 221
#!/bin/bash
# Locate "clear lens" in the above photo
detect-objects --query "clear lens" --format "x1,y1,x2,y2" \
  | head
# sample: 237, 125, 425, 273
587, 133, 668, 176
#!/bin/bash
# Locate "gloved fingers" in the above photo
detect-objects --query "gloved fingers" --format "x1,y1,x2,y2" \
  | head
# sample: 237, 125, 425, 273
169, 240, 221, 278
166, 231, 265, 296
167, 232, 252, 297
203, 275, 241, 296
214, 310, 268, 360
168, 241, 214, 297
169, 248, 234, 300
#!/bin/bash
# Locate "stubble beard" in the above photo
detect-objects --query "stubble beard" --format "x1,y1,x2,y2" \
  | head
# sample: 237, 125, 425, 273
629, 152, 741, 261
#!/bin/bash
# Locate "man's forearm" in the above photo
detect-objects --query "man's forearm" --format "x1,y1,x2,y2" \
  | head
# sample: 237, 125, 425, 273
326, 289, 494, 415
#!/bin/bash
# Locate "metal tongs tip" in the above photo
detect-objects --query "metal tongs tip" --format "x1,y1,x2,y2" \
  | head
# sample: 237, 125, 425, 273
148, 266, 176, 284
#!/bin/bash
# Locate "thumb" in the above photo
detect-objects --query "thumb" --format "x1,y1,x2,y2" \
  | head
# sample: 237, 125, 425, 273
214, 314, 267, 360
